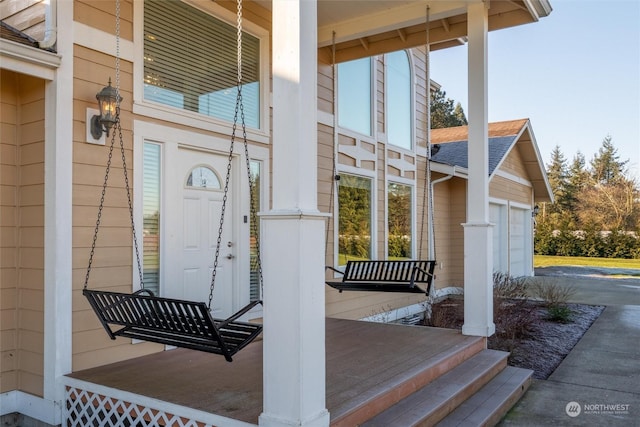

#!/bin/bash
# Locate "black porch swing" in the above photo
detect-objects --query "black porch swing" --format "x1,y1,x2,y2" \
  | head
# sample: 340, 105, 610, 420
325, 10, 437, 296
83, 0, 262, 362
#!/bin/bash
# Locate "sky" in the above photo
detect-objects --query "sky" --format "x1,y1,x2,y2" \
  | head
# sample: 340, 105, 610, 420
430, 0, 640, 179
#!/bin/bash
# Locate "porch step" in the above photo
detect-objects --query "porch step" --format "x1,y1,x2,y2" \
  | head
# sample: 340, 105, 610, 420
360, 349, 509, 427
330, 335, 486, 427
436, 366, 533, 427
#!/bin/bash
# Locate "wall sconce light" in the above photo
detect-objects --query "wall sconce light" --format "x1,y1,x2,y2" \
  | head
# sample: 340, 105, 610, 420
532, 204, 540, 217
90, 79, 122, 139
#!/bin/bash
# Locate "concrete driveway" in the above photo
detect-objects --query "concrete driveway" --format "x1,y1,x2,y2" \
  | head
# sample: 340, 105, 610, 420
499, 266, 640, 426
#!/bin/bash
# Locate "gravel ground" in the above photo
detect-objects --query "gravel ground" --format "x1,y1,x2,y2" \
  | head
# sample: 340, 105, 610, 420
493, 302, 604, 379
428, 298, 605, 380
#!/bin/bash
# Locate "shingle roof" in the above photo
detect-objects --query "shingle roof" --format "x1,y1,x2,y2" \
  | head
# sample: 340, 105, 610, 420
430, 119, 528, 175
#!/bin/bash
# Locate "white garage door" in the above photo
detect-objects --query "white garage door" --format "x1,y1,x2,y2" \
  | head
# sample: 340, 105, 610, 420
490, 203, 508, 274
509, 206, 532, 277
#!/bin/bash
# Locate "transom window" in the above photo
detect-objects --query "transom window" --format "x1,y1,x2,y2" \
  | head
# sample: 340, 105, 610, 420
338, 174, 372, 264
144, 0, 260, 128
337, 57, 372, 136
185, 166, 221, 189
386, 51, 412, 150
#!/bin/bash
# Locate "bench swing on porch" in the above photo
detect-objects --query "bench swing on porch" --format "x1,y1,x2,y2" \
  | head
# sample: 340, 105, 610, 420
324, 12, 438, 296
83, 0, 262, 362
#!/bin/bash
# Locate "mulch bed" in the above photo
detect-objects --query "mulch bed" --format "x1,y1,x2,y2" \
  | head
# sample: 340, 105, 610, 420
425, 297, 605, 379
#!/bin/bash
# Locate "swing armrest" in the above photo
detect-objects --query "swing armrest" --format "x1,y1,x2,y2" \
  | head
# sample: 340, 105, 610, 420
133, 289, 156, 297
325, 266, 344, 276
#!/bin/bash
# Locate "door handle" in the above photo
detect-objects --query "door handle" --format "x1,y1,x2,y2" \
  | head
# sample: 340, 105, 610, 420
226, 254, 235, 259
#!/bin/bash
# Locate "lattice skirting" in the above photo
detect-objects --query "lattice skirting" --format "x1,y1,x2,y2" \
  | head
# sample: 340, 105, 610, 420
65, 386, 214, 427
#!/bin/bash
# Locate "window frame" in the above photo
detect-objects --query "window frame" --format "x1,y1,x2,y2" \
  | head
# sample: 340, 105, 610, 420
385, 50, 414, 151
335, 171, 376, 266
337, 56, 375, 138
386, 180, 415, 260
133, 0, 271, 143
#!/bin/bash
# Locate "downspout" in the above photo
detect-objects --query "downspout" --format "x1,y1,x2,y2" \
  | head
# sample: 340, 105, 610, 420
38, 0, 57, 50
428, 166, 456, 257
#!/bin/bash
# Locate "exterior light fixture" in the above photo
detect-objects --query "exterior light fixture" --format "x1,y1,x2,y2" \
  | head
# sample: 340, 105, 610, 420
90, 78, 122, 139
532, 204, 540, 217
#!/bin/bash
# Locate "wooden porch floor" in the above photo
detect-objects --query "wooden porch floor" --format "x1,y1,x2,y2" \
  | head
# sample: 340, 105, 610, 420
68, 318, 484, 425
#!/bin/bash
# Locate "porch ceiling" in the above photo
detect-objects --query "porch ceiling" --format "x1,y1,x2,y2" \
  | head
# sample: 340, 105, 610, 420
257, 0, 552, 62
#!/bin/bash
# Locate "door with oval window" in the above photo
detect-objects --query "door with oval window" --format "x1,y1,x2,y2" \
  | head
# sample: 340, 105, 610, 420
175, 147, 235, 318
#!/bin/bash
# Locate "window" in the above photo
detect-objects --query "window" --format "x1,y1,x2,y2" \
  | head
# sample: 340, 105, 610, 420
338, 174, 372, 264
337, 57, 372, 136
387, 183, 412, 259
144, 0, 260, 128
249, 160, 261, 302
186, 166, 221, 189
386, 51, 412, 150
143, 143, 161, 294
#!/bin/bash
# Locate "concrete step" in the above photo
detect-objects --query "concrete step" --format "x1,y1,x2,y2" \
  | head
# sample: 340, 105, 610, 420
436, 366, 533, 427
360, 349, 509, 427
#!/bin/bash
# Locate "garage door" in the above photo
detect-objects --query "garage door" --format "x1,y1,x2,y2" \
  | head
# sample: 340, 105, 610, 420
490, 203, 508, 274
509, 206, 532, 277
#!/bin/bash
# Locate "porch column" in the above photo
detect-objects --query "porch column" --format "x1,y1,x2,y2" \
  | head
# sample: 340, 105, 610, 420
462, 1, 495, 337
259, 1, 330, 426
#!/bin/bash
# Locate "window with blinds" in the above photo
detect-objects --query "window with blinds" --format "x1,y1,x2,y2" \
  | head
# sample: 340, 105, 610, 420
143, 143, 161, 295
144, 0, 260, 128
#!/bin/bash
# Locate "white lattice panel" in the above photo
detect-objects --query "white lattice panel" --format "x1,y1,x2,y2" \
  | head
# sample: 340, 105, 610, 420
65, 387, 213, 427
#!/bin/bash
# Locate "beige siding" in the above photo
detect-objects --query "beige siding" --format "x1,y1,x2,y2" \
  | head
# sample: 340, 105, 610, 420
490, 147, 534, 205
0, 70, 45, 396
0, 0, 46, 40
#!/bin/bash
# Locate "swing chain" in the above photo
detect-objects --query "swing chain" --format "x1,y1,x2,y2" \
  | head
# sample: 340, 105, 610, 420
84, 128, 117, 290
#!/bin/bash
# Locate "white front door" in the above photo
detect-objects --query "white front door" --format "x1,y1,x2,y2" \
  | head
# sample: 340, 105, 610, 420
173, 147, 235, 318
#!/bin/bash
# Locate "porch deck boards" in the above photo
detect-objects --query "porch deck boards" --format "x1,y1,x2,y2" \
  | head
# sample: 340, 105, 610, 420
68, 318, 482, 425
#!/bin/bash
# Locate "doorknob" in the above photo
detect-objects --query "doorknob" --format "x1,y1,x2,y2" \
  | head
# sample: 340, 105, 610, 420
226, 254, 235, 259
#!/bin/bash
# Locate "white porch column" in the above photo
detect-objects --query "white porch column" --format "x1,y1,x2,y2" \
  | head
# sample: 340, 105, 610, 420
462, 1, 495, 337
43, 0, 73, 423
259, 1, 330, 426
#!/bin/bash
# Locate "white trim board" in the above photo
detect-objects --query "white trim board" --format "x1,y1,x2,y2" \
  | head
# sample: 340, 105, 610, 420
0, 391, 61, 425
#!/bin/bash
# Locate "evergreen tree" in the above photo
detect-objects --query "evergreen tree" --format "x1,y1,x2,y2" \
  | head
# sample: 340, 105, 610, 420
544, 145, 568, 222
590, 135, 628, 185
430, 88, 467, 129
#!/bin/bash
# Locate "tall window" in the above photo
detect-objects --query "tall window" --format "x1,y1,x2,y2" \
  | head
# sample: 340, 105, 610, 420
338, 174, 372, 264
386, 51, 412, 150
387, 183, 412, 259
337, 57, 372, 136
144, 0, 260, 128
143, 143, 161, 294
249, 160, 261, 302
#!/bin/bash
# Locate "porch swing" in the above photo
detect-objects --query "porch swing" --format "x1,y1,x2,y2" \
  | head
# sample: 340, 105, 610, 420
83, 0, 262, 362
325, 9, 437, 296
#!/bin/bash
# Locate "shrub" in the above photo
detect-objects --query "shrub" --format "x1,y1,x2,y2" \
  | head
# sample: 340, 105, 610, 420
493, 271, 528, 299
546, 305, 573, 323
533, 279, 576, 306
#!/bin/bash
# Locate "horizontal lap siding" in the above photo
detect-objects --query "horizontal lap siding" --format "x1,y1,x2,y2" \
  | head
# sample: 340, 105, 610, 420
0, 71, 46, 396
490, 148, 533, 205
0, 70, 19, 393
72, 9, 164, 371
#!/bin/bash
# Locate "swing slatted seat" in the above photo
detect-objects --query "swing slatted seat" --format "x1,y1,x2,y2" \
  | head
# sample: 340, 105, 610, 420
84, 289, 262, 362
326, 260, 436, 295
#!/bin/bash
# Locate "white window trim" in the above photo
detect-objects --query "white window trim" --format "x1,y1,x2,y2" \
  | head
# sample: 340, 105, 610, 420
333, 171, 377, 267
133, 0, 271, 144
384, 50, 415, 152
336, 56, 376, 139
385, 180, 416, 260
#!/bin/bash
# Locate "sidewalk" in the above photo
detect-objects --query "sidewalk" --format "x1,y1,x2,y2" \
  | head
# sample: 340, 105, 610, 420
499, 271, 640, 426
